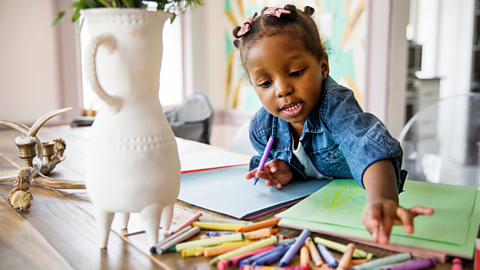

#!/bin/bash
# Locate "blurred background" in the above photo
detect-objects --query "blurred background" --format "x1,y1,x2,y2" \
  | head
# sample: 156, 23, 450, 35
0, 0, 476, 150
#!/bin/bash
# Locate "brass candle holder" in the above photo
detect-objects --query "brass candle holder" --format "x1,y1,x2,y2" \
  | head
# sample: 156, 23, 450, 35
15, 141, 37, 168
42, 141, 55, 163
0, 108, 86, 211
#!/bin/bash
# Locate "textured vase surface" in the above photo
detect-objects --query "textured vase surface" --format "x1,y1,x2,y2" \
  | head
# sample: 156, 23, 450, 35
82, 8, 181, 248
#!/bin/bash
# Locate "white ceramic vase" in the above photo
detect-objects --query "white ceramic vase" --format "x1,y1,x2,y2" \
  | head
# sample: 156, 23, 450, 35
82, 8, 181, 248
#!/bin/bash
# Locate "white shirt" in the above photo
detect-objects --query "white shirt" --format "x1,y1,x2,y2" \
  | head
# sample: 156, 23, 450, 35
291, 134, 328, 180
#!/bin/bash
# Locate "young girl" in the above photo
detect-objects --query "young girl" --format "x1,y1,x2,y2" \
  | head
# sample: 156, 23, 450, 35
233, 4, 434, 245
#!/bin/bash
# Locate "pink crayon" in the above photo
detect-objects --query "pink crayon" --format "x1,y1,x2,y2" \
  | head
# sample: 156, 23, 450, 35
170, 212, 202, 235
452, 258, 462, 270
241, 266, 300, 270
216, 245, 276, 270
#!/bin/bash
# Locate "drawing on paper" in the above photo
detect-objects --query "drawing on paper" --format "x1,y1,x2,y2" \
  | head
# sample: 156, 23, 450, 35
324, 185, 364, 214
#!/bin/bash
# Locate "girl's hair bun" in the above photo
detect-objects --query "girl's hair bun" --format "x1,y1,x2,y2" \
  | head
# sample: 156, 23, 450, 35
233, 39, 240, 48
284, 4, 298, 20
232, 26, 242, 39
304, 6, 315, 16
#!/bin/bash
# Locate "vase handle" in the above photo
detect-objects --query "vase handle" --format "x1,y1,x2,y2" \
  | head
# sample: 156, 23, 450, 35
85, 33, 123, 113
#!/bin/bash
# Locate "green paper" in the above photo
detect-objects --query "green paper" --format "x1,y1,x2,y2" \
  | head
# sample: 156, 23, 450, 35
280, 188, 480, 257
279, 180, 479, 255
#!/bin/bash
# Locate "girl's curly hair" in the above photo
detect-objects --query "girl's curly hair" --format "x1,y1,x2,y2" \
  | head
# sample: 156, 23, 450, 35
232, 4, 327, 70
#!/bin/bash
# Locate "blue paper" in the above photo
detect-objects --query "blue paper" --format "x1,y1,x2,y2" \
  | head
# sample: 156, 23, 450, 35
178, 165, 331, 219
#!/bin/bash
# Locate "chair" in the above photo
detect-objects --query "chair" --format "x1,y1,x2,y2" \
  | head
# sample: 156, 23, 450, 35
165, 93, 214, 144
398, 93, 480, 188
229, 120, 257, 156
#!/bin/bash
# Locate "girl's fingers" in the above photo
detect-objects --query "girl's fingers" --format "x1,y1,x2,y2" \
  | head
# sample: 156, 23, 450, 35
363, 204, 382, 243
245, 169, 257, 179
371, 227, 379, 243
269, 160, 278, 173
395, 207, 414, 234
255, 170, 271, 180
379, 207, 395, 244
409, 206, 434, 217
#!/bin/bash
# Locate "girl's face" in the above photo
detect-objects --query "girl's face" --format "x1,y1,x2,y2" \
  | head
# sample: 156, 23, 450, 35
245, 34, 329, 132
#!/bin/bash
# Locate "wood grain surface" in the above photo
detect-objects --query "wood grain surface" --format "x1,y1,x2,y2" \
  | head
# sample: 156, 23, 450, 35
0, 126, 469, 269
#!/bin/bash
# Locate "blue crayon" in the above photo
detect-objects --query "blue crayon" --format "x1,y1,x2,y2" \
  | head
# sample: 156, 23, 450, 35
206, 231, 235, 237
252, 243, 292, 266
279, 229, 311, 267
238, 245, 277, 267
317, 244, 338, 268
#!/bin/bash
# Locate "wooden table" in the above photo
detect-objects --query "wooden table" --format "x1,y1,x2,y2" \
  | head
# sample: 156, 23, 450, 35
0, 125, 467, 269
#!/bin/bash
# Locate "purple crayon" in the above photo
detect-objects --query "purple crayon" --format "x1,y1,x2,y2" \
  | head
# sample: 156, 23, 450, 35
238, 244, 278, 267
317, 244, 337, 268
217, 245, 276, 270
386, 257, 437, 270
252, 243, 292, 266
279, 229, 311, 267
206, 231, 235, 237
254, 137, 274, 185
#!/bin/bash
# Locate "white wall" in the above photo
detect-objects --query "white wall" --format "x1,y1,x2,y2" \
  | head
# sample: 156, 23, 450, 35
0, 0, 80, 126
366, 0, 409, 137
182, 1, 228, 112
410, 0, 474, 95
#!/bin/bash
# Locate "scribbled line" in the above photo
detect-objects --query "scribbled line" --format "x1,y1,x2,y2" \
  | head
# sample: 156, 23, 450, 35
324, 185, 360, 213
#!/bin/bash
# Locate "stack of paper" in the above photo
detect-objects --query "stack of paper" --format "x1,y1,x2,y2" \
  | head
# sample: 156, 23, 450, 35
178, 165, 331, 219
278, 179, 480, 259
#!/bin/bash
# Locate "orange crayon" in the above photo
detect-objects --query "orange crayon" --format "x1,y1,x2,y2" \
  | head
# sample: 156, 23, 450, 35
236, 219, 279, 233
203, 242, 252, 257
337, 243, 355, 270
351, 259, 369, 265
305, 237, 323, 267
244, 228, 278, 240
300, 244, 311, 270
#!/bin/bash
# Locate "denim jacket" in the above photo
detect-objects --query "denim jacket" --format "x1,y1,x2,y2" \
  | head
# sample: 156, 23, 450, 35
249, 76, 406, 193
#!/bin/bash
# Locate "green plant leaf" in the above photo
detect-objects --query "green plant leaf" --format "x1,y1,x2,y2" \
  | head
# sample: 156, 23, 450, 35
72, 8, 81, 22
98, 0, 113, 7
169, 13, 176, 23
51, 11, 67, 26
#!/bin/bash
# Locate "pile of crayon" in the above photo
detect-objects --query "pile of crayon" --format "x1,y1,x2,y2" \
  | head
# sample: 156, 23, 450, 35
150, 213, 438, 270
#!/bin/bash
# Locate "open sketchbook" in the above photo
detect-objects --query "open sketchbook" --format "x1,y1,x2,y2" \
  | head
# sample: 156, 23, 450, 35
278, 179, 480, 260
178, 165, 331, 219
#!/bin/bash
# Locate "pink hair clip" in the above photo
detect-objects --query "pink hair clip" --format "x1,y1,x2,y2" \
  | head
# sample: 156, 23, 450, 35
264, 7, 291, 18
237, 12, 258, 37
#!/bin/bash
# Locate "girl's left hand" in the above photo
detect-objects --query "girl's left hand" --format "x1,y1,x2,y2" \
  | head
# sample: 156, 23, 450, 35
362, 198, 434, 244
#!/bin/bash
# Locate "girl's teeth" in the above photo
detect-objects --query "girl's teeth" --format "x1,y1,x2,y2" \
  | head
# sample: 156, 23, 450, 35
285, 103, 300, 111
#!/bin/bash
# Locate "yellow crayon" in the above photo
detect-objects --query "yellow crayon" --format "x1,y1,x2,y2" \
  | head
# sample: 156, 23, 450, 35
193, 221, 244, 231
314, 237, 373, 259
182, 240, 253, 257
170, 232, 244, 252
181, 247, 206, 257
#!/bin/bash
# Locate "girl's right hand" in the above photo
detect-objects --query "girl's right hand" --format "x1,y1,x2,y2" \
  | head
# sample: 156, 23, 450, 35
245, 158, 293, 189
